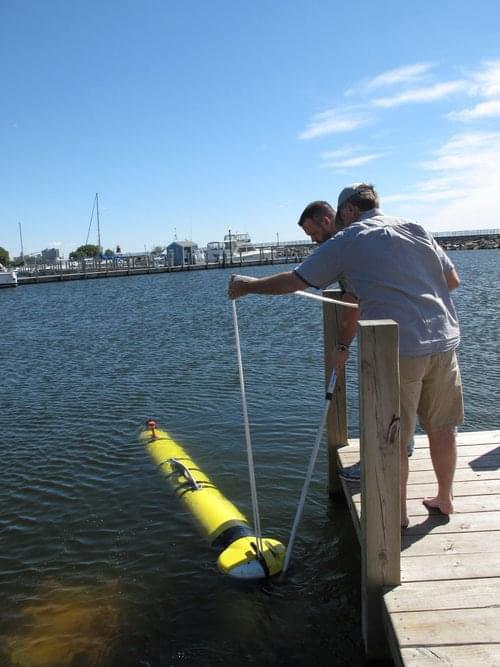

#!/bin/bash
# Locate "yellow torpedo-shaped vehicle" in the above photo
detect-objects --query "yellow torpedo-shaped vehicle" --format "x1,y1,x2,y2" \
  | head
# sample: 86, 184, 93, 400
139, 421, 285, 579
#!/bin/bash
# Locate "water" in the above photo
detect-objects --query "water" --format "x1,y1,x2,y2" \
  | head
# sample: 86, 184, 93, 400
0, 250, 498, 666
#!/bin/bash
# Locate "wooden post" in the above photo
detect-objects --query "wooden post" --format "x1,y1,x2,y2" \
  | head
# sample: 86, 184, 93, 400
358, 320, 401, 659
322, 289, 348, 495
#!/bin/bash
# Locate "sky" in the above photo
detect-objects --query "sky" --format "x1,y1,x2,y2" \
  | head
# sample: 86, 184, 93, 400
1, 0, 500, 258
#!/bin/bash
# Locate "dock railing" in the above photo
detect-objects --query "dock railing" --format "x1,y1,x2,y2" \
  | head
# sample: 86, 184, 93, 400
323, 289, 401, 660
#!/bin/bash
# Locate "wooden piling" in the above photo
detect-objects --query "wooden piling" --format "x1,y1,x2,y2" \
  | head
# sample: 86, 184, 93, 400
322, 289, 348, 495
358, 319, 401, 659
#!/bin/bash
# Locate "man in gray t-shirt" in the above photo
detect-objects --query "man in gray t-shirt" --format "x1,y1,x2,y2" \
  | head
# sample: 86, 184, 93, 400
296, 206, 460, 357
228, 183, 463, 528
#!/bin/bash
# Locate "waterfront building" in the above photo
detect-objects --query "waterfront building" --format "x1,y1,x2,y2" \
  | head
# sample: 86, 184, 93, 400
42, 248, 60, 262
166, 240, 201, 266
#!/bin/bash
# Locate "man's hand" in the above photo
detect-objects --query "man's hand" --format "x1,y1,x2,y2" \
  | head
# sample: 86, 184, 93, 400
331, 346, 350, 374
228, 274, 257, 300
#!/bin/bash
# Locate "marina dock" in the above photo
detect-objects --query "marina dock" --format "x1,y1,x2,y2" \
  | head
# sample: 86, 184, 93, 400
322, 290, 500, 665
15, 253, 304, 286
338, 431, 500, 666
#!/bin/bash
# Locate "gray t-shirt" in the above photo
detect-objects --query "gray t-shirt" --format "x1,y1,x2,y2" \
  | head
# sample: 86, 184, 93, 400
295, 209, 460, 357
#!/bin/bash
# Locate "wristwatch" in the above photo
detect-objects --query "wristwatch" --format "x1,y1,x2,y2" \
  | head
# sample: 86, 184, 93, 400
336, 343, 349, 352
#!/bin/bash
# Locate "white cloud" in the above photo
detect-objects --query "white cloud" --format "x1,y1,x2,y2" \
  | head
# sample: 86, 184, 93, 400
366, 63, 433, 89
373, 81, 466, 108
469, 59, 500, 97
419, 131, 500, 171
301, 59, 500, 231
414, 176, 455, 192
448, 99, 500, 121
319, 145, 383, 170
299, 108, 369, 140
321, 154, 382, 169
382, 130, 500, 231
346, 63, 433, 96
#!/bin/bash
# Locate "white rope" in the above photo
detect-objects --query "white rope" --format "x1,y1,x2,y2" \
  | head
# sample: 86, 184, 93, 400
231, 300, 263, 557
295, 290, 358, 308
282, 369, 337, 575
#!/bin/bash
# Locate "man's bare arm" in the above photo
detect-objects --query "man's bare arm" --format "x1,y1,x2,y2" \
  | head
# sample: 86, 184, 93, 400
228, 271, 307, 299
331, 292, 359, 373
339, 292, 359, 345
445, 268, 460, 290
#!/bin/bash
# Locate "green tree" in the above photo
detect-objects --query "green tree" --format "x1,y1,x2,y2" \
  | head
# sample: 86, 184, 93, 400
152, 245, 164, 255
0, 246, 10, 266
69, 244, 100, 260
104, 248, 115, 257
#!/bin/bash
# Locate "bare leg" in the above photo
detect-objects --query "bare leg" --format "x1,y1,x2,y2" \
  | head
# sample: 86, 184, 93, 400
423, 427, 457, 514
400, 445, 409, 528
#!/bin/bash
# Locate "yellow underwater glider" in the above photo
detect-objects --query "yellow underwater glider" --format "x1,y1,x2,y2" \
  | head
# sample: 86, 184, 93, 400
140, 421, 285, 579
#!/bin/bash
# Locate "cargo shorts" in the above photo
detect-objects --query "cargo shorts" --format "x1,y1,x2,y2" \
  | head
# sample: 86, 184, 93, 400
399, 349, 464, 446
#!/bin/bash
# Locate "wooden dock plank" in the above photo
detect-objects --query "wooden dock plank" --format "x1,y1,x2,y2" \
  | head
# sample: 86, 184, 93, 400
385, 578, 500, 612
399, 645, 500, 667
401, 530, 500, 556
400, 552, 500, 581
402, 511, 500, 535
404, 443, 499, 459
407, 468, 500, 483
336, 465, 500, 485
339, 429, 500, 454
404, 479, 500, 498
388, 608, 500, 645
339, 451, 500, 471
352, 493, 500, 515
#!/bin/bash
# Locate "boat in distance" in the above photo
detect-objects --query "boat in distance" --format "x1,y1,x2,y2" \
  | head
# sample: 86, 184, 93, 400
0, 264, 18, 288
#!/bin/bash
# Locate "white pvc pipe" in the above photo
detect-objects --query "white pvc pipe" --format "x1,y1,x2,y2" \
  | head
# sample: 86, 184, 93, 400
282, 370, 337, 575
295, 290, 358, 308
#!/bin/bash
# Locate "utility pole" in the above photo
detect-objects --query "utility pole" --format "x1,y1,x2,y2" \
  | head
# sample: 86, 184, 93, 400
18, 222, 24, 259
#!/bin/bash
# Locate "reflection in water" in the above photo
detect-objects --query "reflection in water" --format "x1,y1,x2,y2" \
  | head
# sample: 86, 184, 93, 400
1, 580, 120, 667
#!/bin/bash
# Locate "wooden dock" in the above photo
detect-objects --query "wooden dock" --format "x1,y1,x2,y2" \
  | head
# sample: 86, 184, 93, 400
15, 253, 304, 286
337, 430, 500, 666
321, 289, 500, 665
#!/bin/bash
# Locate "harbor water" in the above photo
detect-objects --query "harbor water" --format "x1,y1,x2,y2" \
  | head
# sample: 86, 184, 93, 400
1, 250, 498, 666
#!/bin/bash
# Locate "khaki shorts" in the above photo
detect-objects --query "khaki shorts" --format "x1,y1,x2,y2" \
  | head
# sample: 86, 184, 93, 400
399, 350, 464, 446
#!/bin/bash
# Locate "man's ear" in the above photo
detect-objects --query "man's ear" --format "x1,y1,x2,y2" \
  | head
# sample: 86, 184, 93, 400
322, 215, 333, 230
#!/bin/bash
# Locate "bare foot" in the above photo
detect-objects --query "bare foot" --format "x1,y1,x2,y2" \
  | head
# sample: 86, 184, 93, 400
423, 496, 454, 515
401, 516, 409, 529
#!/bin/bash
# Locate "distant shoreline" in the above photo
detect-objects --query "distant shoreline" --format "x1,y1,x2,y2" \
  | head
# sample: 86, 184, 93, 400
9, 243, 499, 288
439, 237, 499, 251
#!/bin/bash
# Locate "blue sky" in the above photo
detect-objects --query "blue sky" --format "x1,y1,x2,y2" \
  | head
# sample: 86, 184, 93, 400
2, 0, 500, 258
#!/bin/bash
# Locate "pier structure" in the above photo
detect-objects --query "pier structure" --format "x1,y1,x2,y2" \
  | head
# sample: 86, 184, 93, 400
322, 289, 500, 665
15, 248, 311, 286
10, 227, 498, 287
432, 228, 499, 250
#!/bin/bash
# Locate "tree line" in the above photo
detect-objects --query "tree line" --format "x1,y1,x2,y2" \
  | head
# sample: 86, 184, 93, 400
0, 244, 118, 266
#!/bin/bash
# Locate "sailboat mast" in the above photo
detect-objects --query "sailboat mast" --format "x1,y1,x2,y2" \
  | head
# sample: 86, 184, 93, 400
96, 193, 101, 252
18, 221, 24, 259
